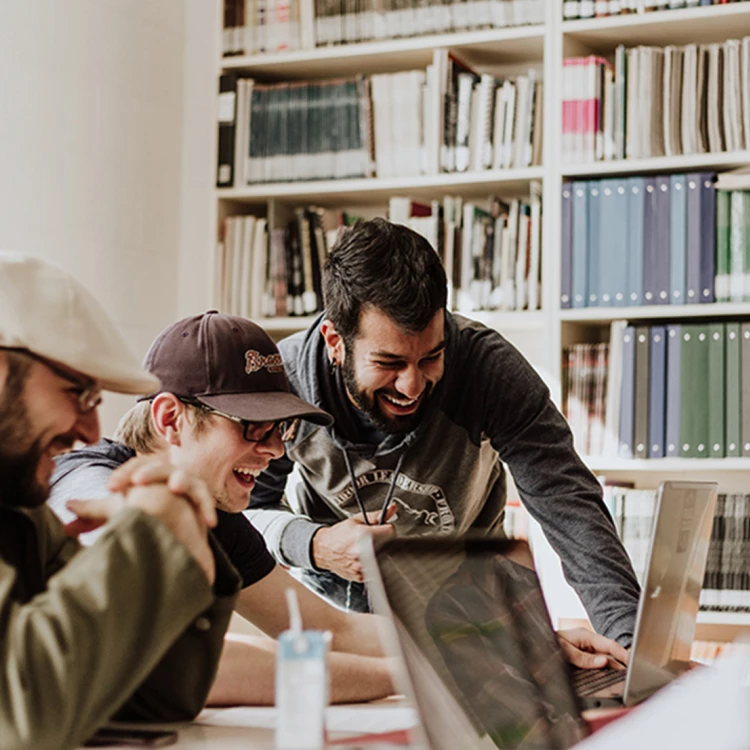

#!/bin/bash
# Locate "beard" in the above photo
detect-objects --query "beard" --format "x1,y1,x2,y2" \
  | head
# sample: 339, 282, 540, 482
341, 353, 433, 435
0, 363, 48, 509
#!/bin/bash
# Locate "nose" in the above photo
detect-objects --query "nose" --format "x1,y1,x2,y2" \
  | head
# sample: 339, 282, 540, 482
257, 429, 285, 460
394, 365, 425, 400
75, 409, 101, 445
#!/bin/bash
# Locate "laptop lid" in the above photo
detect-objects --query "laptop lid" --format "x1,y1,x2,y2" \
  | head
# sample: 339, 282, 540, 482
623, 480, 718, 705
361, 535, 588, 750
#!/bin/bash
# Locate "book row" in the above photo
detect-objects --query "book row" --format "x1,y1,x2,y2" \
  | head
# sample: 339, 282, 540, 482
563, 320, 750, 460
561, 173, 718, 310
605, 486, 750, 612
221, 0, 544, 56
391, 187, 542, 313
562, 37, 750, 164
563, 0, 750, 20
216, 55, 542, 186
214, 208, 332, 320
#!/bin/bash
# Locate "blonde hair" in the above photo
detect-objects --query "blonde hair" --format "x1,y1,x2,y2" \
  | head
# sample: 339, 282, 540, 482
114, 398, 211, 454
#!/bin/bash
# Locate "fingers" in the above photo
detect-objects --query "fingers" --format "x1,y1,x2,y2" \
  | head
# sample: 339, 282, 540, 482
561, 641, 609, 669
370, 523, 396, 540
63, 518, 106, 537
354, 504, 398, 526
107, 456, 164, 492
166, 470, 217, 528
558, 628, 630, 669
66, 496, 124, 522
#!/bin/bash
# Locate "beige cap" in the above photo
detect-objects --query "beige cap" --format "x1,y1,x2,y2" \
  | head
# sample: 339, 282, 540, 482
0, 252, 160, 395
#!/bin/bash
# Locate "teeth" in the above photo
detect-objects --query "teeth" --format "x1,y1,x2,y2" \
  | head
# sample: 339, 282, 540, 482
382, 394, 418, 407
234, 468, 261, 478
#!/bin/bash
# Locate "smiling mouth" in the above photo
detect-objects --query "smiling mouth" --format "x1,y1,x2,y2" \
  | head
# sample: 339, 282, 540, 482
233, 467, 261, 488
379, 392, 421, 414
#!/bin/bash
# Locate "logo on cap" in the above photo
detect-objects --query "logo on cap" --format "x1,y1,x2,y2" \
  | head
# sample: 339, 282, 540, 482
245, 350, 284, 375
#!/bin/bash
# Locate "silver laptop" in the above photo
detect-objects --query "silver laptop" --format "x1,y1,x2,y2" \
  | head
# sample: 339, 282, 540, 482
573, 480, 718, 707
360, 480, 718, 747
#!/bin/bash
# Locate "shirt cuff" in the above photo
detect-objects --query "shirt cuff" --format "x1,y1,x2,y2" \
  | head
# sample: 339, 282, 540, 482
279, 517, 326, 569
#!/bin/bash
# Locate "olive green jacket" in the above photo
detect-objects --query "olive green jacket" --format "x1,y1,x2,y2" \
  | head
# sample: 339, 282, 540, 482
0, 503, 240, 750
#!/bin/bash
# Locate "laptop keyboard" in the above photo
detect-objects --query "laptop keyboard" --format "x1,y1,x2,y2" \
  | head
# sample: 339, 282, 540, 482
572, 666, 626, 696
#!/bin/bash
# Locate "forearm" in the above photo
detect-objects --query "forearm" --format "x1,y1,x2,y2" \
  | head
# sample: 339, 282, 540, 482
206, 634, 394, 706
329, 611, 386, 658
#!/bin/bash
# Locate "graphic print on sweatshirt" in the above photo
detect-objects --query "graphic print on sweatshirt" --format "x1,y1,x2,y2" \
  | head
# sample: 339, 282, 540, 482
332, 469, 456, 534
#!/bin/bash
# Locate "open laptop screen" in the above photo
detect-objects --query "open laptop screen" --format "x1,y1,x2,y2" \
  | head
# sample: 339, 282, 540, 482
367, 536, 587, 750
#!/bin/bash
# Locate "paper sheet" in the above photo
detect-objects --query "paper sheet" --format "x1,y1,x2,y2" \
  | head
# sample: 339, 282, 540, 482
197, 704, 418, 735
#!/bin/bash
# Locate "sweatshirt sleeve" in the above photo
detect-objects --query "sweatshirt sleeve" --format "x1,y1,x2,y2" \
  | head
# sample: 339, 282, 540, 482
466, 328, 641, 645
0, 506, 239, 750
247, 453, 325, 569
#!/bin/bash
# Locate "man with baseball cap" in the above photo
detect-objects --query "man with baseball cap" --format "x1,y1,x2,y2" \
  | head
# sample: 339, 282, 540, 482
0, 253, 241, 750
50, 311, 396, 705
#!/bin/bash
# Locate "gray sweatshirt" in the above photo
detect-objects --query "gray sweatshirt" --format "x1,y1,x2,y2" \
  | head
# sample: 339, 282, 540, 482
248, 312, 640, 644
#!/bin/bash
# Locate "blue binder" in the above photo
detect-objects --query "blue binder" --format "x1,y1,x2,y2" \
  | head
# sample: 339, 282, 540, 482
699, 172, 717, 303
571, 181, 589, 308
619, 325, 636, 458
665, 324, 682, 457
561, 182, 573, 309
669, 173, 687, 305
626, 177, 644, 307
587, 182, 601, 307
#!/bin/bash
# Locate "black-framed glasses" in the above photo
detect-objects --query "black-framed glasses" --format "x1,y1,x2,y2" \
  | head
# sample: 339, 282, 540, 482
4, 348, 103, 414
182, 399, 300, 444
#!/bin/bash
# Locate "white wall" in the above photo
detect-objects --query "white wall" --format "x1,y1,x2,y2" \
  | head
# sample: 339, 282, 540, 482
0, 0, 187, 434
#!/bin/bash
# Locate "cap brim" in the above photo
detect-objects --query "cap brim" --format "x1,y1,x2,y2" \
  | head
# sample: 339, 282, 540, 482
197, 392, 333, 426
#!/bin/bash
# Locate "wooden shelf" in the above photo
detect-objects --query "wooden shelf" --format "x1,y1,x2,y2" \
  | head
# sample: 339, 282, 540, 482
695, 611, 750, 642
258, 315, 318, 334
560, 303, 750, 324
563, 4, 750, 53
582, 457, 750, 472
562, 151, 750, 178
217, 167, 544, 206
221, 26, 546, 80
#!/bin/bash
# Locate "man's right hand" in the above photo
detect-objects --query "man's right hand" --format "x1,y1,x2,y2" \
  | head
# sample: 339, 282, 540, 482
311, 506, 396, 582
66, 483, 216, 585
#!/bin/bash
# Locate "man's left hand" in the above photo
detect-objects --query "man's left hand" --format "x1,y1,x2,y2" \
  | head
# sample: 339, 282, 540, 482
557, 627, 630, 670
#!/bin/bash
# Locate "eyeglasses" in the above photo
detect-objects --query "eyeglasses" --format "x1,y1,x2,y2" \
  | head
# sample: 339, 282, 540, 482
183, 400, 300, 444
6, 348, 103, 414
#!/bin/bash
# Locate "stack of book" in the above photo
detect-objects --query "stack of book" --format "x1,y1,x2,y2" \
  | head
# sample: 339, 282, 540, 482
389, 186, 542, 313
221, 0, 545, 56
214, 208, 329, 319
561, 173, 718, 310
603, 485, 750, 613
564, 319, 750, 460
562, 39, 750, 164
702, 493, 750, 611
217, 57, 543, 186
563, 0, 750, 21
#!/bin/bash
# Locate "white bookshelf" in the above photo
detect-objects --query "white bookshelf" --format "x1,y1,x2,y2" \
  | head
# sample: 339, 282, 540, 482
218, 167, 545, 206
213, 1, 750, 639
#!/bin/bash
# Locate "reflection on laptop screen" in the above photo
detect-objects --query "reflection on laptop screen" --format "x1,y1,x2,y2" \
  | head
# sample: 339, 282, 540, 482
371, 537, 587, 750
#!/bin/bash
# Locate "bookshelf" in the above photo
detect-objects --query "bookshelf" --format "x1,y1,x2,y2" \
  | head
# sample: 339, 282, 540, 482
212, 1, 750, 638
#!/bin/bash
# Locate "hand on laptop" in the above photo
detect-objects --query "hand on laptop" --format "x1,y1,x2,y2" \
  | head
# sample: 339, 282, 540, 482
557, 628, 630, 670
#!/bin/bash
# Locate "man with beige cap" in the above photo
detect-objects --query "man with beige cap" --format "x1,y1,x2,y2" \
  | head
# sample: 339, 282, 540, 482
0, 252, 240, 750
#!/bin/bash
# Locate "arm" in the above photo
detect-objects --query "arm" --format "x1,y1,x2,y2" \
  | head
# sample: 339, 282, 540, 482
206, 634, 394, 705
0, 497, 238, 750
247, 453, 327, 570
233, 565, 385, 657
465, 328, 640, 644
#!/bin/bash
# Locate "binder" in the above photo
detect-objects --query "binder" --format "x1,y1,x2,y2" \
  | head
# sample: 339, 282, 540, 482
641, 178, 659, 305
685, 173, 702, 304
619, 325, 636, 458
708, 322, 726, 458
652, 175, 671, 305
217, 73, 239, 187
665, 324, 682, 457
597, 179, 619, 306
610, 180, 629, 306
648, 325, 666, 458
699, 172, 717, 303
561, 182, 573, 309
741, 323, 750, 457
572, 181, 589, 308
725, 322, 742, 457
626, 177, 645, 306
633, 325, 651, 459
587, 182, 601, 307
668, 173, 687, 305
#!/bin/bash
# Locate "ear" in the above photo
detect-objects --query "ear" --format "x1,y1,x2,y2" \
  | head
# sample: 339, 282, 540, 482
150, 393, 188, 447
320, 319, 346, 366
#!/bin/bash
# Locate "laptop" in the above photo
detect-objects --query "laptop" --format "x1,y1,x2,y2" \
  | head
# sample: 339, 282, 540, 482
359, 480, 718, 748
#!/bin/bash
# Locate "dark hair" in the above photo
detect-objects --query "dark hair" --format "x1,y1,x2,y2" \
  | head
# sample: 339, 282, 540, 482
323, 218, 447, 341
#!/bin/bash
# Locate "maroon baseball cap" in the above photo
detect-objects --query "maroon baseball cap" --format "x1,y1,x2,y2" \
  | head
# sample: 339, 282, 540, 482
139, 311, 332, 426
